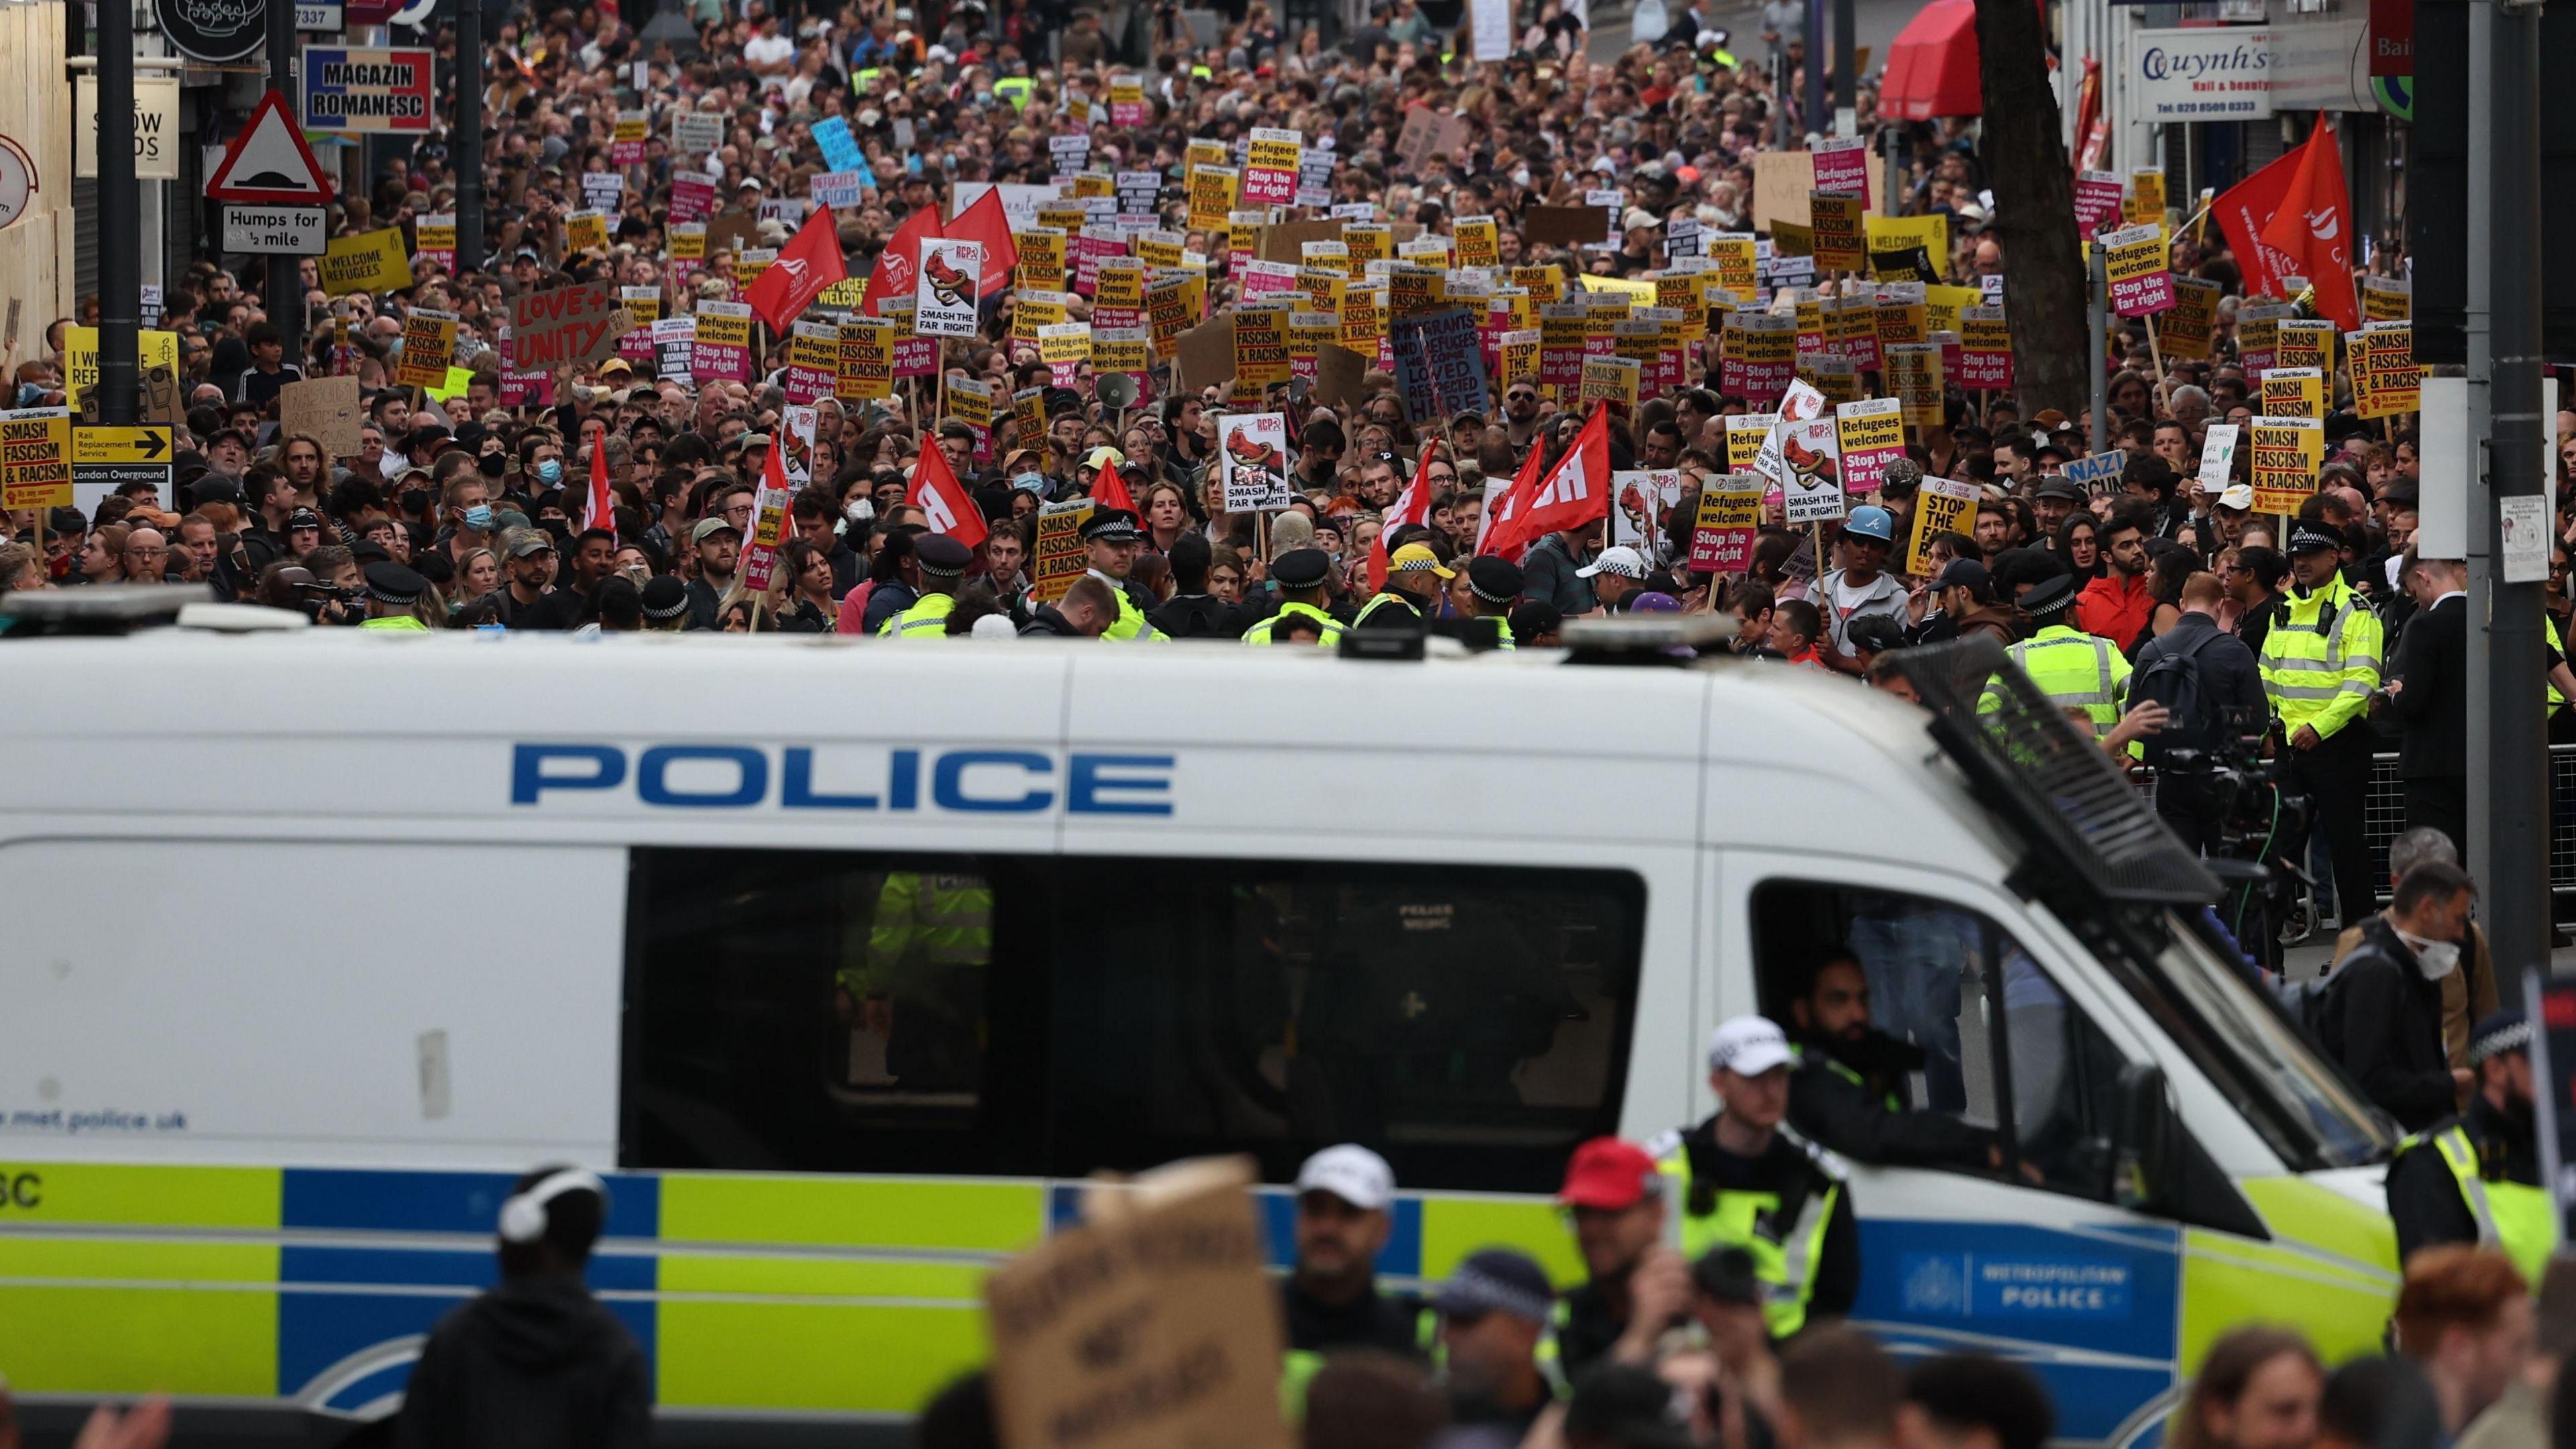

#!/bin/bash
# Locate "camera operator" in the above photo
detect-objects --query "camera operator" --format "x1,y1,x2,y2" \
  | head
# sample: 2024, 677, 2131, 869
2133, 571, 2267, 853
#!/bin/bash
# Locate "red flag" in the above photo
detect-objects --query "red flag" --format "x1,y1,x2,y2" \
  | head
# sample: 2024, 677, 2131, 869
1479, 437, 1552, 561
865, 207, 943, 318
1513, 409, 1611, 544
1089, 464, 1136, 517
737, 439, 793, 590
1370, 445, 1439, 592
2255, 117, 2360, 331
906, 441, 988, 549
588, 435, 616, 545
944, 189, 1020, 301
747, 206, 850, 332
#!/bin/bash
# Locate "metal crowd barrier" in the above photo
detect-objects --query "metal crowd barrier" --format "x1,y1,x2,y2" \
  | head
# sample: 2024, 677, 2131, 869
2362, 749, 2576, 904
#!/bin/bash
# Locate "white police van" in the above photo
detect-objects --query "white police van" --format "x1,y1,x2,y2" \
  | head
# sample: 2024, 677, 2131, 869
0, 591, 2398, 1446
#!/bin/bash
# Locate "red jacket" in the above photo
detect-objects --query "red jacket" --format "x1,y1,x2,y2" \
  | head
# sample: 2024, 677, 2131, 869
2074, 572, 2154, 649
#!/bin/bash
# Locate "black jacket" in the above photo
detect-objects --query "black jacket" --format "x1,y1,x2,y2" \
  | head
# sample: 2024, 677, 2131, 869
1019, 604, 1083, 637
2135, 611, 2268, 728
1280, 1278, 1421, 1357
1151, 592, 1248, 639
1675, 1114, 1858, 1329
1788, 1030, 1996, 1169
394, 1275, 651, 1449
2385, 593, 2465, 780
2320, 914, 2458, 1130
2385, 1090, 2541, 1264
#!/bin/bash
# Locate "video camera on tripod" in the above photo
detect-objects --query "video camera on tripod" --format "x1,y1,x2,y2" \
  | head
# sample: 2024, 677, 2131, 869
2156, 707, 2314, 969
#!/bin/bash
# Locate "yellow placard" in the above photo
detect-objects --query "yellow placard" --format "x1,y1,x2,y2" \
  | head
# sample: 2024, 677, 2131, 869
566, 210, 610, 253
836, 318, 894, 400
0, 409, 71, 509
1885, 343, 1943, 427
60, 327, 180, 409
2257, 369, 2325, 421
394, 309, 458, 388
1811, 194, 1866, 272
2249, 415, 2324, 517
1454, 216, 1500, 268
1017, 227, 1067, 290
2161, 277, 2222, 360
319, 227, 415, 297
2275, 319, 2336, 375
1187, 165, 1239, 231
2125, 167, 2167, 225
1578, 356, 1641, 415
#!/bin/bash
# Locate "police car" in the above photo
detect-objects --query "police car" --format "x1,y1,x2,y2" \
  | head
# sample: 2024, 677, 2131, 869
0, 591, 2400, 1445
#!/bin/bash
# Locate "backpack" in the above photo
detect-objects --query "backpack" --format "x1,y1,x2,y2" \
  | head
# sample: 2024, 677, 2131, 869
2132, 629, 2223, 762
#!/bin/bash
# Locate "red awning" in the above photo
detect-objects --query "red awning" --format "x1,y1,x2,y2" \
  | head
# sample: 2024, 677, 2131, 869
1881, 0, 1983, 119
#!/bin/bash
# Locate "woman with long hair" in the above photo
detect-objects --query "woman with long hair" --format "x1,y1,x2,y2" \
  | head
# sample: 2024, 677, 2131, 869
2057, 514, 2105, 586
2167, 1327, 2321, 1449
777, 539, 836, 632
1140, 481, 1193, 556
450, 547, 501, 607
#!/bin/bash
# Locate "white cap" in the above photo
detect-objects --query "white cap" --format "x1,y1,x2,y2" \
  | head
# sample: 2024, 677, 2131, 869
1576, 545, 1648, 580
2217, 482, 2255, 511
971, 614, 1018, 639
1708, 1016, 1794, 1077
1295, 1144, 1395, 1212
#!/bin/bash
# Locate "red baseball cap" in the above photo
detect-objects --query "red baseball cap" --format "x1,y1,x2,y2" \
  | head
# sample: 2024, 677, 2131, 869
1558, 1137, 1662, 1211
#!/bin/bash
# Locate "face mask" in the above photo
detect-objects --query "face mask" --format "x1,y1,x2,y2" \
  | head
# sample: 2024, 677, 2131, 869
463, 504, 494, 531
2397, 928, 2461, 980
536, 459, 564, 484
478, 453, 508, 478
400, 488, 431, 514
1012, 472, 1046, 494
15, 384, 40, 407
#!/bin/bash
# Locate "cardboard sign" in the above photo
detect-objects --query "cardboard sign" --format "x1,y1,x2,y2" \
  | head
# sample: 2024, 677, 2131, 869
0, 407, 71, 509
2196, 422, 2241, 490
1955, 306, 2014, 392
2160, 277, 2222, 360
2074, 170, 2125, 236
691, 301, 753, 382
1810, 193, 1867, 272
1525, 205, 1611, 250
914, 240, 983, 336
2062, 449, 2130, 498
1242, 127, 1301, 206
1218, 412, 1292, 513
2248, 414, 2323, 516
2102, 223, 2174, 317
1032, 498, 1094, 603
1835, 397, 1907, 500
2258, 368, 2326, 421
279, 375, 362, 460
1884, 342, 1943, 427
1175, 316, 1235, 394
1751, 151, 1813, 232
1389, 307, 1488, 427
319, 225, 412, 296
1907, 476, 1980, 574
508, 283, 635, 370
1690, 472, 1764, 572
393, 309, 456, 388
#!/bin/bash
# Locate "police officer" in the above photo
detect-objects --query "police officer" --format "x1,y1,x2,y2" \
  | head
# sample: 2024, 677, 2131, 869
1241, 549, 1346, 646
1079, 508, 1162, 640
2008, 573, 2130, 741
835, 870, 992, 1090
1456, 556, 1523, 650
1352, 543, 1450, 629
879, 535, 972, 637
1279, 1145, 1417, 1407
1430, 1249, 1561, 1440
1650, 1016, 1858, 1340
2260, 519, 2383, 932
1785, 952, 1998, 1169
2386, 1010, 2555, 1285
360, 561, 433, 631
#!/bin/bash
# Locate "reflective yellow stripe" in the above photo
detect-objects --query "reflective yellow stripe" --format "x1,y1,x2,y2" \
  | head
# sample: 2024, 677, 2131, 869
1418, 1194, 1586, 1288
660, 1299, 986, 1411
658, 1174, 1045, 1251
2, 1163, 282, 1228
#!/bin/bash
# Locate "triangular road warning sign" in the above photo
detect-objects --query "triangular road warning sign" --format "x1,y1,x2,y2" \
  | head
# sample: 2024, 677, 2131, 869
206, 91, 336, 205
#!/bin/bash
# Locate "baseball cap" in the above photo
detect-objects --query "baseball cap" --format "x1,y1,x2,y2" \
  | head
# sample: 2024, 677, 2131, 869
503, 527, 555, 558
1575, 544, 1648, 580
285, 506, 323, 531
1627, 591, 1682, 612
1430, 1248, 1556, 1323
2033, 476, 2087, 504
1294, 1144, 1395, 1212
1931, 558, 1990, 594
1707, 1015, 1794, 1076
2217, 482, 2256, 511
691, 516, 742, 543
1081, 445, 1126, 473
1388, 541, 1454, 579
1558, 1136, 1662, 1210
1843, 504, 1895, 546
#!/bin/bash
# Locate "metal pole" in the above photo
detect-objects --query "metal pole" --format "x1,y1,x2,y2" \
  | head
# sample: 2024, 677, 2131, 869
266, 0, 301, 373
1803, 0, 1825, 141
1831, 0, 1856, 138
97, 0, 139, 426
2483, 0, 2548, 978
2465, 6, 2494, 906
456, 0, 483, 278
2088, 244, 2108, 455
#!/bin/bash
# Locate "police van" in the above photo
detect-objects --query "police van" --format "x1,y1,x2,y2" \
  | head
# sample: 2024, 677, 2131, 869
0, 594, 2399, 1446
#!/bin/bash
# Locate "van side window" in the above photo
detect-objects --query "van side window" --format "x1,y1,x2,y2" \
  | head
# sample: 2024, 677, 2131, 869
1752, 882, 2133, 1204
625, 849, 1644, 1193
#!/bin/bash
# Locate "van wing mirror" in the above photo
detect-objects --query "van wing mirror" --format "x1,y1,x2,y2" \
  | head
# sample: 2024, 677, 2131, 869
2112, 1061, 2176, 1214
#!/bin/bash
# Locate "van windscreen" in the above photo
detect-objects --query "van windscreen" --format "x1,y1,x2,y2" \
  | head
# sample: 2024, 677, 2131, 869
621, 849, 1645, 1194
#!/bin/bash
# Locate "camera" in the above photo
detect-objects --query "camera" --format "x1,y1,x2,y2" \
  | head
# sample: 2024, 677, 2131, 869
2157, 708, 2313, 968
291, 580, 366, 625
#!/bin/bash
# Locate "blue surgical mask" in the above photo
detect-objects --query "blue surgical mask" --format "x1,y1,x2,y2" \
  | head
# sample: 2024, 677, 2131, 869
1012, 472, 1046, 494
536, 458, 564, 484
14, 384, 40, 406
463, 504, 494, 531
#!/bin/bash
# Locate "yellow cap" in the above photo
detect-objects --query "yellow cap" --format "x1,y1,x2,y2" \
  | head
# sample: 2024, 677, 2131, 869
1389, 542, 1454, 579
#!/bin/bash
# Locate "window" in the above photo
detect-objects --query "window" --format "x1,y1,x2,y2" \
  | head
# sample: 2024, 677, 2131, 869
1752, 883, 2131, 1201
623, 849, 1644, 1193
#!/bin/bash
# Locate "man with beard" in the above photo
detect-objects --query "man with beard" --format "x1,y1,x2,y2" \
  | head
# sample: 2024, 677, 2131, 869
1785, 952, 1999, 1169
2386, 1010, 2553, 1287
1279, 1145, 1419, 1406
